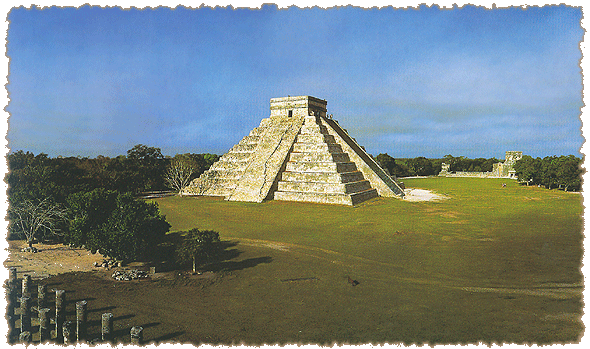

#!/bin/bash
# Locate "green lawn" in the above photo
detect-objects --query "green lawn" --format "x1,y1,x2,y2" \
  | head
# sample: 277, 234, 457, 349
154, 177, 583, 344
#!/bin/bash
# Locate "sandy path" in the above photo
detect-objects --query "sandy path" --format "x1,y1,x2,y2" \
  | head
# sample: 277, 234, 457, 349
3, 240, 105, 280
403, 188, 448, 201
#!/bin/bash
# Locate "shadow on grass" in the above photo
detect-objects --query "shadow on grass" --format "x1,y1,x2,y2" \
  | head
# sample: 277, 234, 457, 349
206, 241, 273, 272
151, 330, 185, 343
150, 238, 273, 273
69, 296, 97, 304
87, 305, 117, 314
209, 256, 273, 272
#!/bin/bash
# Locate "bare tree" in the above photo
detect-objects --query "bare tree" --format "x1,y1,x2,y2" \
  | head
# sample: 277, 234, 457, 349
165, 158, 195, 195
9, 198, 67, 249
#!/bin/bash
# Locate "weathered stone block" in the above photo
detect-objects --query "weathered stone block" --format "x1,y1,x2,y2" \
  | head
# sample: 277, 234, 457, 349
285, 161, 357, 173
278, 179, 372, 194
280, 170, 365, 184
288, 152, 350, 163
296, 133, 336, 144
292, 142, 343, 153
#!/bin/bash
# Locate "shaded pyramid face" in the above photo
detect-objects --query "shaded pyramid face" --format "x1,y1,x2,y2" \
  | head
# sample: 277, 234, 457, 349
182, 96, 404, 205
273, 115, 379, 205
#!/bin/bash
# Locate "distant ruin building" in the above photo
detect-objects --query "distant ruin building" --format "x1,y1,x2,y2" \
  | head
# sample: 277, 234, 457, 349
182, 96, 405, 205
439, 151, 523, 179
491, 151, 523, 178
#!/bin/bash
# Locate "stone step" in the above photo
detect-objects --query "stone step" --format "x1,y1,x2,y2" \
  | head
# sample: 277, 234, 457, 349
182, 182, 235, 197
186, 185, 237, 197
259, 118, 272, 127
289, 152, 350, 163
349, 188, 379, 205
240, 135, 260, 144
280, 171, 365, 183
285, 161, 358, 173
231, 143, 257, 153
210, 160, 249, 171
219, 152, 253, 162
304, 115, 319, 124
292, 143, 343, 153
249, 127, 267, 137
202, 169, 244, 180
299, 124, 328, 135
296, 133, 336, 144
273, 188, 378, 206
273, 191, 355, 205
277, 180, 372, 194
190, 176, 242, 187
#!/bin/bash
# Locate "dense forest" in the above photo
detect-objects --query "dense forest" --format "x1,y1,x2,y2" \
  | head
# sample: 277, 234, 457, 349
6, 144, 219, 260
512, 155, 582, 192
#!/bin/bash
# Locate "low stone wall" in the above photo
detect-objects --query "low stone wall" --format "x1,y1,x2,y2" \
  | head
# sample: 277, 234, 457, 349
440, 171, 510, 179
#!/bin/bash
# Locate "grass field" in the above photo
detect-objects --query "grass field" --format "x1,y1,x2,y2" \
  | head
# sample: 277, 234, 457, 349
150, 177, 583, 344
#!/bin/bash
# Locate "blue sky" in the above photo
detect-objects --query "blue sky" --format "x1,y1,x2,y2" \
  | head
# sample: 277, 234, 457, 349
6, 5, 584, 158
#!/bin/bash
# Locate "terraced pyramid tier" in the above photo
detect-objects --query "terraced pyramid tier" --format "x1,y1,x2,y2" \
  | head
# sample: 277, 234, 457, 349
273, 115, 379, 205
182, 96, 405, 205
182, 118, 270, 197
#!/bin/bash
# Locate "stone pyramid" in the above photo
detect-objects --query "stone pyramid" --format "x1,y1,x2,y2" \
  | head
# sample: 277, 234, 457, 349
182, 96, 405, 205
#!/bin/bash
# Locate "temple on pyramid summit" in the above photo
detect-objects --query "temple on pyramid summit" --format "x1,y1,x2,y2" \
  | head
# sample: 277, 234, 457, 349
182, 96, 405, 205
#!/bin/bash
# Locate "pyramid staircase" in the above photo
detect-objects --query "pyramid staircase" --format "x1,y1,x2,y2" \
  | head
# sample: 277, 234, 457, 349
182, 96, 404, 205
273, 115, 378, 205
183, 118, 272, 197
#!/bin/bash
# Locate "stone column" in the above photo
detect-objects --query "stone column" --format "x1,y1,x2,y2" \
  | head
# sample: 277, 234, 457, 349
38, 308, 51, 342
130, 326, 143, 344
19, 331, 31, 343
7, 282, 17, 335
62, 320, 75, 344
19, 296, 31, 333
101, 313, 114, 343
37, 284, 47, 310
21, 274, 31, 297
55, 290, 66, 341
9, 267, 17, 286
76, 300, 88, 341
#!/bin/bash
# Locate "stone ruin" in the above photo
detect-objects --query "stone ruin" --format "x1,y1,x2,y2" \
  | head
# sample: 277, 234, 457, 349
182, 96, 405, 205
439, 151, 523, 179
491, 151, 523, 178
6, 267, 145, 344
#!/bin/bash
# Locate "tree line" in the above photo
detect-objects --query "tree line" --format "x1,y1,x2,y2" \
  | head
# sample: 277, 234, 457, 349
374, 153, 582, 192
373, 153, 501, 177
513, 155, 582, 192
6, 144, 219, 263
7, 146, 582, 263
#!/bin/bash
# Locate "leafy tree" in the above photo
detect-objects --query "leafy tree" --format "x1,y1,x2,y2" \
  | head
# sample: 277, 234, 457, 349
8, 198, 67, 248
406, 156, 435, 176
66, 189, 171, 261
555, 155, 582, 191
127, 144, 164, 162
175, 228, 221, 273
126, 144, 168, 192
374, 153, 396, 176
374, 153, 411, 177
514, 155, 582, 191
514, 155, 541, 185
6, 151, 62, 205
540, 156, 560, 189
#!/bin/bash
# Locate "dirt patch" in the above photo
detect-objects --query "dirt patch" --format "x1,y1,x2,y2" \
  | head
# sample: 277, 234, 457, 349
459, 284, 582, 300
238, 239, 291, 252
4, 240, 107, 280
403, 188, 448, 202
